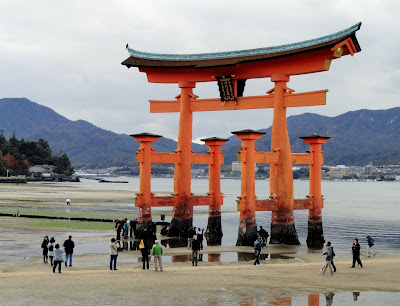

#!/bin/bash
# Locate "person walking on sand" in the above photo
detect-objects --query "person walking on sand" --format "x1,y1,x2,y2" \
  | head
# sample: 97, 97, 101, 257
109, 238, 119, 270
254, 237, 263, 266
41, 236, 49, 263
63, 235, 75, 267
53, 244, 64, 273
48, 237, 56, 266
351, 238, 363, 268
152, 240, 163, 272
324, 241, 337, 272
365, 234, 376, 257
66, 198, 71, 205
191, 235, 200, 266
319, 242, 334, 275
139, 239, 150, 270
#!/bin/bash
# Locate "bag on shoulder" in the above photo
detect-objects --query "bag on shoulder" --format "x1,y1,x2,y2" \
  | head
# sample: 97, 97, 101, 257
370, 238, 374, 246
49, 245, 54, 251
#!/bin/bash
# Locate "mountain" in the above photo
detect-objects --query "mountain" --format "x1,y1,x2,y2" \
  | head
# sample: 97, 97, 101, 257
1, 98, 399, 167
0, 98, 204, 167
222, 108, 400, 166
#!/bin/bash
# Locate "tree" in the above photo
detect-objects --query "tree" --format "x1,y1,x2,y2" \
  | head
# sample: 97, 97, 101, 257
54, 154, 74, 176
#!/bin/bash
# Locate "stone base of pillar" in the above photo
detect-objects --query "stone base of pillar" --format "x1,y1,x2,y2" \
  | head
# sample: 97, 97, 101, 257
270, 223, 300, 245
135, 220, 156, 247
306, 221, 325, 249
236, 225, 258, 246
167, 217, 192, 238
205, 216, 223, 246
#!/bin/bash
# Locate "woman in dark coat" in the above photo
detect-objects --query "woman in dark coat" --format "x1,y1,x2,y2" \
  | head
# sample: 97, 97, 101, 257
139, 240, 150, 270
41, 236, 49, 263
351, 238, 363, 268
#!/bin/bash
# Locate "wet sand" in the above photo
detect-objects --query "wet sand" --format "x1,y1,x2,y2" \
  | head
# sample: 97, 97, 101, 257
0, 224, 399, 305
1, 183, 399, 304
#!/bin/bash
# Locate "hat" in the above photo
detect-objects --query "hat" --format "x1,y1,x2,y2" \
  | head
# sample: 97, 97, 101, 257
155, 240, 160, 244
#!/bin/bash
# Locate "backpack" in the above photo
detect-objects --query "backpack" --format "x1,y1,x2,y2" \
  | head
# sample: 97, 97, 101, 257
49, 244, 54, 252
370, 238, 374, 246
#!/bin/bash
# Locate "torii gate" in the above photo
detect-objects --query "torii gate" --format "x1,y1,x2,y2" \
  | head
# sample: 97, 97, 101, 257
122, 23, 362, 246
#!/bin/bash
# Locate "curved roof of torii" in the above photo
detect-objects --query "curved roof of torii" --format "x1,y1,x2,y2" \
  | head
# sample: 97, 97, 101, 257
122, 23, 361, 69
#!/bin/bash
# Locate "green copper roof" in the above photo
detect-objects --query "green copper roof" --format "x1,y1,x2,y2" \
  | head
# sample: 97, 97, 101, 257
126, 23, 361, 62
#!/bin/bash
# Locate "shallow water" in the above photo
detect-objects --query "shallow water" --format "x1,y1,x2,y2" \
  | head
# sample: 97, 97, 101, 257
42, 178, 400, 252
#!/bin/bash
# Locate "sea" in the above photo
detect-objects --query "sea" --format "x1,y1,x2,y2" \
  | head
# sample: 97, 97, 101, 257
75, 177, 400, 252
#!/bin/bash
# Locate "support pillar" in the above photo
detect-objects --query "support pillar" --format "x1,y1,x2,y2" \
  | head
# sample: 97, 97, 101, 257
168, 81, 196, 237
300, 134, 330, 249
269, 74, 300, 245
130, 132, 161, 235
202, 137, 228, 245
233, 129, 265, 246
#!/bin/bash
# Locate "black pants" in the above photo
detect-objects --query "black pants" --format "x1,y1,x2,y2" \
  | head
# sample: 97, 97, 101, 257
352, 256, 362, 267
49, 256, 54, 266
142, 255, 149, 269
53, 260, 62, 273
43, 255, 48, 263
254, 250, 261, 265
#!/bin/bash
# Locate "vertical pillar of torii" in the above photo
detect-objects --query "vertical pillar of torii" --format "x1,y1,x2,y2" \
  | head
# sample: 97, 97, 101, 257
168, 81, 196, 237
202, 137, 228, 245
233, 129, 265, 246
300, 134, 330, 249
269, 74, 299, 245
130, 132, 161, 231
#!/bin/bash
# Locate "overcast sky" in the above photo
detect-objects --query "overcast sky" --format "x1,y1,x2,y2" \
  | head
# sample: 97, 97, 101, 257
1, 1, 399, 142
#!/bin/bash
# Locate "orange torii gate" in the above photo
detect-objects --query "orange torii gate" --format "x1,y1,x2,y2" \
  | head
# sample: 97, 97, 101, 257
122, 23, 362, 246
131, 132, 227, 242
233, 129, 329, 247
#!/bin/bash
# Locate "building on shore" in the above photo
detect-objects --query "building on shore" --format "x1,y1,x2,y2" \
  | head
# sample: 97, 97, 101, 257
329, 165, 349, 179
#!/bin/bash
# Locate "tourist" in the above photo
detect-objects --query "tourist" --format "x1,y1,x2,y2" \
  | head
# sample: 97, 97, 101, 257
160, 225, 168, 236
365, 234, 376, 257
197, 228, 204, 250
53, 244, 64, 273
187, 227, 195, 249
41, 236, 49, 263
123, 218, 129, 239
150, 222, 157, 239
254, 237, 262, 266
351, 238, 363, 268
327, 241, 337, 272
48, 237, 56, 266
319, 242, 334, 275
109, 238, 119, 270
66, 198, 71, 205
116, 220, 123, 241
139, 239, 150, 270
131, 218, 138, 237
191, 235, 200, 266
259, 226, 269, 247
63, 235, 75, 267
151, 240, 163, 272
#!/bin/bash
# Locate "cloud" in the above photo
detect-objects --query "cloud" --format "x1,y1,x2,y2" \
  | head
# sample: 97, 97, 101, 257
0, 0, 398, 142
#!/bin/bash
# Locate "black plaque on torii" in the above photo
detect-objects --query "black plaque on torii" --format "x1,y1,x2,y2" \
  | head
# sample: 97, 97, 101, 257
215, 76, 235, 102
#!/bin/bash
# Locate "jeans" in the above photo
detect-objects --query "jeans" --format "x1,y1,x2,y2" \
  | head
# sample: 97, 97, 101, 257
110, 255, 118, 270
65, 253, 72, 266
331, 260, 336, 272
254, 250, 260, 265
